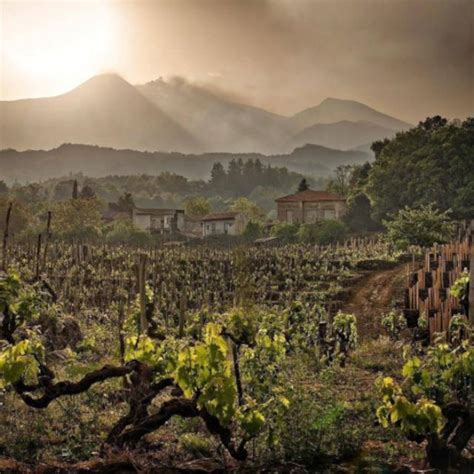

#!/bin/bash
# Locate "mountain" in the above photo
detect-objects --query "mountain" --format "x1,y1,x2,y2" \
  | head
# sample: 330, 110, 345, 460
291, 97, 412, 132
287, 120, 396, 151
0, 143, 371, 183
137, 78, 292, 153
0, 74, 199, 152
0, 74, 412, 154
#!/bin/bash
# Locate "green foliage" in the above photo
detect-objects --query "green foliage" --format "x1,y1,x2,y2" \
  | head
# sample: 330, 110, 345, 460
175, 323, 237, 425
0, 338, 45, 388
343, 192, 380, 232
449, 269, 469, 300
270, 222, 299, 243
298, 178, 309, 192
383, 204, 454, 250
243, 221, 263, 240
184, 196, 212, 218
381, 311, 407, 340
297, 220, 349, 245
52, 198, 103, 241
105, 219, 151, 246
229, 197, 265, 222
0, 272, 52, 388
367, 117, 474, 221
376, 340, 473, 443
331, 312, 358, 363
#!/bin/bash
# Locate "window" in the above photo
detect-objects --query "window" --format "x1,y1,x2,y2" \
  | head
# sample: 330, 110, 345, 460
323, 209, 336, 219
305, 210, 318, 223
224, 221, 233, 234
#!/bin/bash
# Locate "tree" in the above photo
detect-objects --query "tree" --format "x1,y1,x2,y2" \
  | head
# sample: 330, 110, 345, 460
297, 178, 309, 192
80, 185, 96, 199
117, 192, 135, 212
229, 197, 265, 222
53, 180, 76, 201
72, 180, 79, 199
52, 198, 103, 241
383, 204, 454, 250
243, 221, 263, 241
184, 196, 212, 218
343, 193, 380, 232
0, 181, 8, 195
367, 117, 474, 221
209, 162, 227, 192
326, 165, 355, 197
0, 198, 32, 236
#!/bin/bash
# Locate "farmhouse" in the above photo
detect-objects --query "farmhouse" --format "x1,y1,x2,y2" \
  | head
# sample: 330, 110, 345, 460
132, 208, 185, 234
201, 212, 248, 237
275, 189, 347, 224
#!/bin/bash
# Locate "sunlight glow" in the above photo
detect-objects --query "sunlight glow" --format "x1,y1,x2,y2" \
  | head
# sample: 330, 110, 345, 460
2, 1, 118, 99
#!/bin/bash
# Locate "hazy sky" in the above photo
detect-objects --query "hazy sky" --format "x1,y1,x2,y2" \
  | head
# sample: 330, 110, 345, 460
1, 0, 473, 122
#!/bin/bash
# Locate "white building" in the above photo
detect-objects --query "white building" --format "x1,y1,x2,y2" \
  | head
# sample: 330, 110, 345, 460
132, 208, 185, 234
201, 212, 248, 237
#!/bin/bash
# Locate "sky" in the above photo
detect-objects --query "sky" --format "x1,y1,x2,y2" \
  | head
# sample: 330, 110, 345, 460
1, 0, 473, 122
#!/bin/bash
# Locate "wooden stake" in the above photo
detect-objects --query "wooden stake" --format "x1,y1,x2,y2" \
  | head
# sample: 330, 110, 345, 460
2, 201, 12, 272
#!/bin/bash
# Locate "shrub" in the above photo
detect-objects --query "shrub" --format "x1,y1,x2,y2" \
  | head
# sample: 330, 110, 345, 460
383, 204, 454, 250
270, 222, 299, 243
243, 221, 263, 240
297, 220, 348, 245
381, 311, 407, 340
105, 219, 151, 246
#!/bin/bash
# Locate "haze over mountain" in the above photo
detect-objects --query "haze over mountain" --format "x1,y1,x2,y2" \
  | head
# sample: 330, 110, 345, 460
0, 143, 370, 184
287, 120, 397, 151
0, 74, 411, 154
0, 75, 199, 153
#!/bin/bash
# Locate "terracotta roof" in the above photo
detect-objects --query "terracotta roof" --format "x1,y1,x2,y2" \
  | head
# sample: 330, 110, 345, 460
201, 212, 240, 222
134, 208, 183, 216
275, 190, 346, 203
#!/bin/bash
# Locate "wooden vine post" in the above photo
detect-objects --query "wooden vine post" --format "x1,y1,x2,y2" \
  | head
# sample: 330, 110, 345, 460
35, 233, 42, 279
42, 211, 52, 273
2, 201, 12, 271
137, 253, 148, 334
470, 253, 474, 326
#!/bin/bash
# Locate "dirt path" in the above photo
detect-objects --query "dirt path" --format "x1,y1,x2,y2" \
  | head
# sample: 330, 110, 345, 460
342, 264, 407, 340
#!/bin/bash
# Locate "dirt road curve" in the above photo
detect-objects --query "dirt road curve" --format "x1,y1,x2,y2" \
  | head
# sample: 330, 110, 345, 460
342, 264, 407, 340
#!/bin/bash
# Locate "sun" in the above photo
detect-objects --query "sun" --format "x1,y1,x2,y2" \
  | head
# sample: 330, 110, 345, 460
2, 1, 118, 99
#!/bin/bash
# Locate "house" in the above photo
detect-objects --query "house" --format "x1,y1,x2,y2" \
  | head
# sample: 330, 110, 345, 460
132, 208, 185, 234
275, 190, 347, 224
183, 215, 203, 238
102, 203, 132, 223
201, 212, 248, 237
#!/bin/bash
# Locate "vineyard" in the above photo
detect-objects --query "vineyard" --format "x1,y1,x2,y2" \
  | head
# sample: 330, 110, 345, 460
404, 222, 473, 340
5, 236, 407, 317
0, 231, 472, 471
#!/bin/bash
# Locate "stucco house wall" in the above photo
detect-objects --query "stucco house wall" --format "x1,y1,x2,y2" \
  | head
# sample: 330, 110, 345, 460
275, 190, 347, 224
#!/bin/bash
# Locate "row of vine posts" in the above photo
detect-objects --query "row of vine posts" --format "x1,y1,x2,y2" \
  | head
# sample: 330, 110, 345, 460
403, 219, 474, 341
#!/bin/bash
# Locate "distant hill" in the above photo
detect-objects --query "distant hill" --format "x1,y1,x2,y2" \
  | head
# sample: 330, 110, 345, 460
287, 120, 396, 151
0, 143, 371, 183
0, 74, 199, 152
0, 74, 412, 154
138, 78, 292, 154
291, 97, 412, 132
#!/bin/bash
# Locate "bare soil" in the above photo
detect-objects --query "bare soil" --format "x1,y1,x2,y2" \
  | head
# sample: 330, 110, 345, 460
342, 264, 407, 340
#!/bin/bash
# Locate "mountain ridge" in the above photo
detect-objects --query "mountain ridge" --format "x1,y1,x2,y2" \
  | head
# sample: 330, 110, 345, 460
0, 73, 410, 153
0, 143, 371, 183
